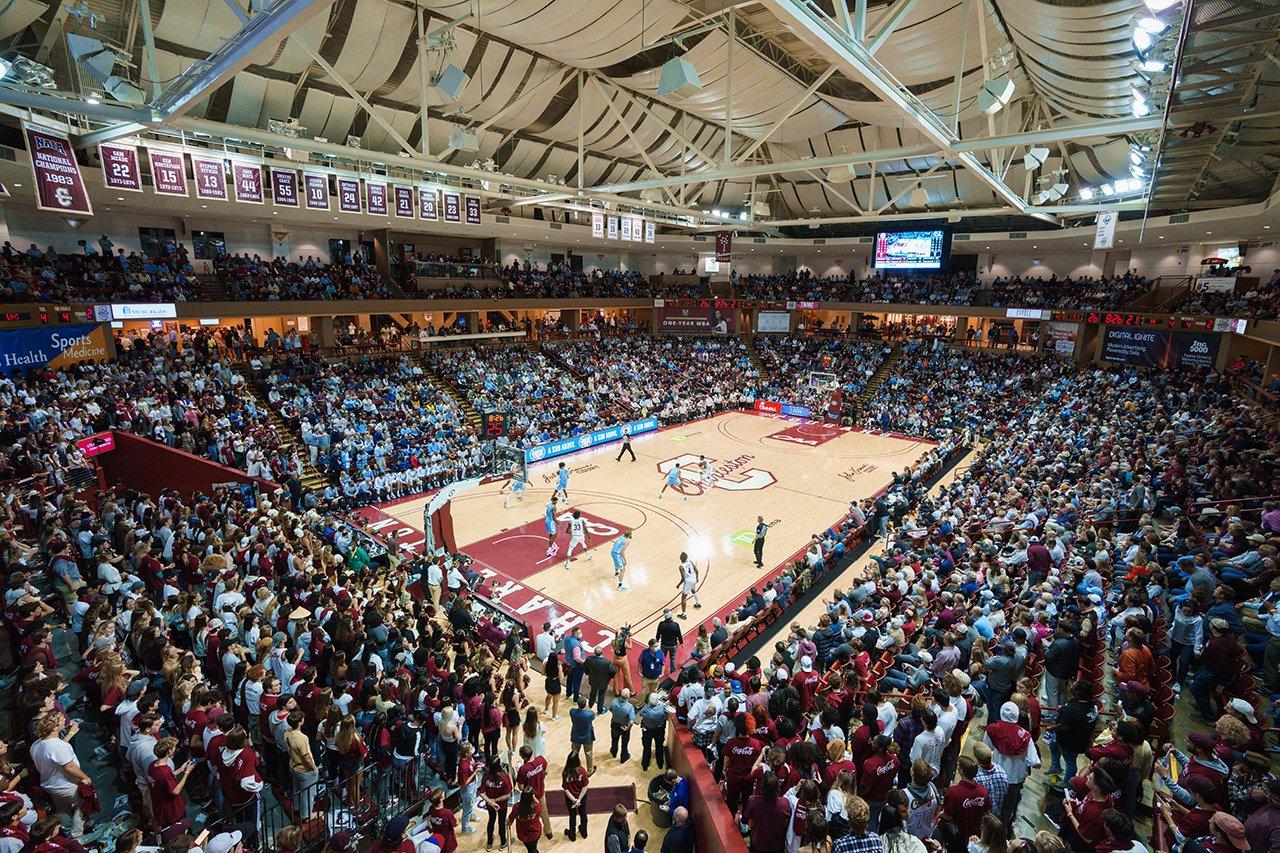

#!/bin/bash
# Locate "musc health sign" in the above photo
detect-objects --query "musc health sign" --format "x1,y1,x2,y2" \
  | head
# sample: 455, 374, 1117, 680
524, 418, 659, 465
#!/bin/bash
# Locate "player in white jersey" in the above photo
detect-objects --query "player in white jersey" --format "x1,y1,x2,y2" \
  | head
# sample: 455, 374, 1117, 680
563, 509, 592, 566
699, 456, 714, 491
675, 551, 702, 619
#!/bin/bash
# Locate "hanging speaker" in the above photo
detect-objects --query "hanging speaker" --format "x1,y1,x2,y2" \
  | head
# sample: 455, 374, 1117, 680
657, 57, 701, 98
433, 64, 470, 101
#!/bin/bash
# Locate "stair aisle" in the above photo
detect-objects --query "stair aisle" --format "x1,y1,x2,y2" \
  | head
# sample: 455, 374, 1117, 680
411, 351, 484, 429
231, 364, 330, 492
855, 342, 902, 409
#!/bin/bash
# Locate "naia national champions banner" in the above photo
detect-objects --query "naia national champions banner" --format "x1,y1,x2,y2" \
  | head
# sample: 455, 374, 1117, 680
23, 122, 93, 215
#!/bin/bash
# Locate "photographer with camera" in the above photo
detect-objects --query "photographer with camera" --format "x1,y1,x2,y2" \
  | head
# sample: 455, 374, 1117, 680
612, 624, 634, 698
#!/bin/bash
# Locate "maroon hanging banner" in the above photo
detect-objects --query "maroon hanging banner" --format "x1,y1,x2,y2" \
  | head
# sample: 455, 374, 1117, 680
191, 156, 227, 201
147, 149, 188, 197
271, 168, 298, 207
418, 187, 438, 220
336, 177, 361, 213
232, 163, 264, 204
442, 192, 461, 223
714, 231, 733, 262
465, 196, 481, 225
366, 181, 387, 216
99, 142, 142, 192
393, 185, 415, 218
302, 172, 330, 210
23, 122, 94, 215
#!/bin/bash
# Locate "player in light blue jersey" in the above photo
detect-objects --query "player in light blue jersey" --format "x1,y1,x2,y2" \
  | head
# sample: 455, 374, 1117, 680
554, 462, 570, 502
658, 464, 686, 501
501, 463, 526, 508
544, 496, 560, 556
611, 530, 633, 590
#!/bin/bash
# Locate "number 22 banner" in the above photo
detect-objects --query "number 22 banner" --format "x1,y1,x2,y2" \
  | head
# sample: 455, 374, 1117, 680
99, 142, 142, 192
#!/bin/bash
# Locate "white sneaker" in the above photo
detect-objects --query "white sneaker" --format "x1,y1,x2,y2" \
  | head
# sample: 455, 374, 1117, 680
586, 553, 592, 561
682, 495, 687, 501
657, 494, 662, 500
618, 583, 628, 591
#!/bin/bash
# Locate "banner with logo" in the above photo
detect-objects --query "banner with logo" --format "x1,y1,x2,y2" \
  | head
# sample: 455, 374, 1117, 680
524, 417, 659, 465
607, 216, 619, 239
1043, 321, 1078, 356
148, 150, 188, 196
232, 163, 264, 204
757, 311, 791, 333
23, 122, 93, 215
336, 177, 361, 213
592, 212, 604, 238
443, 192, 461, 223
272, 168, 298, 206
754, 400, 812, 418
1102, 326, 1221, 369
192, 156, 227, 201
0, 323, 110, 375
1094, 210, 1117, 250
1172, 331, 1220, 369
714, 231, 733, 262
303, 173, 329, 210
366, 181, 387, 216
465, 196, 481, 225
620, 216, 632, 241
110, 303, 177, 320
393, 185, 414, 218
657, 306, 736, 334
1194, 276, 1236, 293
644, 220, 655, 243
99, 142, 142, 192
419, 187, 438, 220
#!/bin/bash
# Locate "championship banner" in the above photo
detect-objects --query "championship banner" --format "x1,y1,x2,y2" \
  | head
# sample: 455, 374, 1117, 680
592, 211, 604, 238
465, 196, 481, 225
714, 231, 733, 262
99, 142, 142, 192
302, 172, 329, 210
23, 122, 93, 215
1094, 210, 1117, 250
393, 185, 415, 218
656, 306, 735, 334
631, 217, 643, 242
418, 187, 438, 220
366, 181, 387, 216
644, 220, 655, 243
1, 323, 109, 375
147, 149, 188, 197
271, 168, 298, 207
442, 192, 461, 222
607, 215, 619, 239
191, 156, 227, 201
336, 177, 361, 213
620, 216, 632, 241
232, 163, 264, 204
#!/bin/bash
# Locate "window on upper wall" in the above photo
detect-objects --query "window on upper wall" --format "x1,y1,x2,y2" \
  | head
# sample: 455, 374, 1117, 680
192, 230, 227, 260
138, 227, 177, 258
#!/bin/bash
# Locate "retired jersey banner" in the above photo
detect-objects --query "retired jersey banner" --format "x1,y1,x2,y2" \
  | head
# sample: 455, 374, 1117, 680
148, 150, 188, 197
24, 123, 93, 215
336, 177, 361, 213
607, 215, 619, 239
592, 211, 604, 238
465, 196, 481, 225
631, 217, 643, 242
1, 323, 110, 375
271, 168, 298, 206
418, 187, 438, 220
393, 186, 414, 218
192, 156, 227, 201
366, 181, 387, 216
303, 173, 329, 210
231, 163, 264, 204
442, 192, 461, 222
644, 220, 655, 243
714, 231, 733, 262
620, 216, 632, 241
99, 142, 142, 192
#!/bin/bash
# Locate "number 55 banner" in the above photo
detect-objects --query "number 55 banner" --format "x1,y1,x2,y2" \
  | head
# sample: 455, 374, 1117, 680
24, 122, 93, 216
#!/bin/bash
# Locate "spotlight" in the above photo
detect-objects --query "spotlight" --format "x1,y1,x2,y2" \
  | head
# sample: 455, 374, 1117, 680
1137, 16, 1168, 33
1101, 183, 1115, 196
1132, 97, 1150, 117
84, 92, 100, 104
347, 135, 362, 148
104, 75, 145, 105
750, 200, 771, 217
268, 118, 308, 138
1144, 0, 1179, 9
1138, 58, 1167, 73
1133, 28, 1154, 52
0, 57, 9, 81
657, 56, 701, 98
1023, 146, 1050, 170
1079, 187, 1095, 201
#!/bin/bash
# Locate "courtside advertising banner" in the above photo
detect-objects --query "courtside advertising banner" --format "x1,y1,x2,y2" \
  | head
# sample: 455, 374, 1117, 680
148, 150, 188, 196
0, 323, 110, 375
525, 417, 659, 465
271, 168, 299, 206
191, 156, 227, 201
232, 163, 264, 204
336, 177, 361, 213
366, 181, 387, 216
99, 142, 143, 192
23, 122, 93, 215
754, 400, 812, 418
303, 172, 330, 210
656, 306, 736, 334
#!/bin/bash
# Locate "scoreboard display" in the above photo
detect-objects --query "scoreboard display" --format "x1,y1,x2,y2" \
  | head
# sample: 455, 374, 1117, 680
483, 411, 510, 438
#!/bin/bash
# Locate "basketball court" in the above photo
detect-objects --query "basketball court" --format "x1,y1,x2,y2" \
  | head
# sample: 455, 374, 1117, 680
353, 410, 935, 667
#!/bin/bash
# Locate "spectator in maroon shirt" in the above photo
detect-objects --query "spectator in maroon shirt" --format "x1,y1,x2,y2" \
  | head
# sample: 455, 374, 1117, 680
858, 735, 900, 831
1062, 765, 1119, 853
938, 756, 989, 853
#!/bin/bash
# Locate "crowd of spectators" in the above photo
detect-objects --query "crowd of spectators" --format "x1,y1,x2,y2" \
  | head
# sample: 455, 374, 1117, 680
215, 255, 394, 301
1, 241, 201, 303
988, 274, 1153, 310
1169, 270, 1280, 320
407, 259, 707, 300
545, 335, 759, 423
754, 337, 891, 413
732, 273, 980, 305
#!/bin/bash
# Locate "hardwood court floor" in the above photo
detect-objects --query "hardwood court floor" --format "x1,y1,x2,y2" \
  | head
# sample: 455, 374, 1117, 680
364, 411, 935, 661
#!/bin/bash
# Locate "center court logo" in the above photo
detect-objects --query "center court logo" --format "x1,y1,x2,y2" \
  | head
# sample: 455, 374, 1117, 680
657, 453, 777, 493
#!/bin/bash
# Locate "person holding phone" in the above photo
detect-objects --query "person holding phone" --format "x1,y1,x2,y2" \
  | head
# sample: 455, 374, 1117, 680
147, 738, 196, 832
